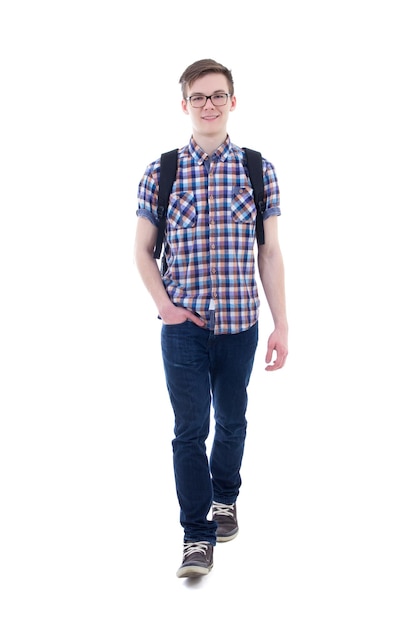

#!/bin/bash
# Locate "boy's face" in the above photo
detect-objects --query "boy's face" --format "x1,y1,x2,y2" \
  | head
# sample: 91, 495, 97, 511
181, 73, 236, 139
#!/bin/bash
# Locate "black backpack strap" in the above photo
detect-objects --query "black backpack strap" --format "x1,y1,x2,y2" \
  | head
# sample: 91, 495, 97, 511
153, 149, 178, 259
244, 147, 266, 245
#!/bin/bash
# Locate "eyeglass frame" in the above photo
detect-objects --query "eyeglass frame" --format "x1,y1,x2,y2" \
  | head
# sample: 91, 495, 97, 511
185, 93, 232, 108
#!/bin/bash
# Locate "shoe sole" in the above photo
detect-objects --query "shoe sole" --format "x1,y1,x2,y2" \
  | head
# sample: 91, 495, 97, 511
176, 564, 213, 578
216, 529, 239, 542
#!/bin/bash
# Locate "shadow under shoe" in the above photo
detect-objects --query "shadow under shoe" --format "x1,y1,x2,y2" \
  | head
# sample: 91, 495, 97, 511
212, 501, 239, 542
176, 542, 214, 578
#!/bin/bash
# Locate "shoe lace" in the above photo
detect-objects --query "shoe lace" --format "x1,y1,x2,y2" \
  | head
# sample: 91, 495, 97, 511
212, 501, 235, 517
183, 542, 210, 557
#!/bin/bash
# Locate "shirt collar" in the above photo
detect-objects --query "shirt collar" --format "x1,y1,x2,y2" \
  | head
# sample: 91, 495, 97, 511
188, 135, 232, 166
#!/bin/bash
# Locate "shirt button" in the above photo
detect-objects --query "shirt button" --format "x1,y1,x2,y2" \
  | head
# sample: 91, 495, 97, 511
211, 268, 216, 274
210, 243, 216, 250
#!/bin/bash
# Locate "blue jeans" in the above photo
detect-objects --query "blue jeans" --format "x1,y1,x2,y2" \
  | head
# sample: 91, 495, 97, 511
161, 320, 258, 544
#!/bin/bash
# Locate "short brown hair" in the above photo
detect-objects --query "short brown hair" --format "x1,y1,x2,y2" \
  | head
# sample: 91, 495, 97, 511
179, 59, 234, 98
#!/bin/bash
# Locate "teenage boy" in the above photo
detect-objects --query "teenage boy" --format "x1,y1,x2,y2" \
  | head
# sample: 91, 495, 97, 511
135, 59, 288, 578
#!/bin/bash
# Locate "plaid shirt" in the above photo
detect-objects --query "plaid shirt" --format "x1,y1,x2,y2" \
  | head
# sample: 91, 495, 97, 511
137, 136, 281, 335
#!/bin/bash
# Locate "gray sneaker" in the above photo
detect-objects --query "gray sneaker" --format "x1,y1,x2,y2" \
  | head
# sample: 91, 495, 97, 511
212, 501, 239, 542
176, 542, 214, 578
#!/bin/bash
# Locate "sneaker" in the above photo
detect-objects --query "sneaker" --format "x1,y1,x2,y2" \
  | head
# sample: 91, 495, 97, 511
176, 542, 214, 578
212, 501, 239, 542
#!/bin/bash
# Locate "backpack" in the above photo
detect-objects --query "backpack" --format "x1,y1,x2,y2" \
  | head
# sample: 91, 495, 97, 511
153, 147, 265, 262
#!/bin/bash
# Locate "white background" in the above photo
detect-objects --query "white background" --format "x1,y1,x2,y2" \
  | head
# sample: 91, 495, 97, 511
1, 1, 416, 624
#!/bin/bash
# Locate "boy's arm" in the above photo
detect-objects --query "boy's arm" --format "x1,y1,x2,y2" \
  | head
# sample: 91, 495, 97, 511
134, 217, 204, 326
257, 216, 289, 371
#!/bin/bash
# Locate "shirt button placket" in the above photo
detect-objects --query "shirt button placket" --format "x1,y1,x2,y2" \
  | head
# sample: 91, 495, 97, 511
208, 188, 217, 308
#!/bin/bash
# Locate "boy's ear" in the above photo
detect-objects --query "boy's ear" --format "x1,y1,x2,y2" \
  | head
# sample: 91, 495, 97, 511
230, 95, 237, 111
181, 100, 189, 114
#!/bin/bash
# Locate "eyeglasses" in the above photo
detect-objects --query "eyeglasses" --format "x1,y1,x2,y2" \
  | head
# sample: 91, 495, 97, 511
186, 93, 231, 108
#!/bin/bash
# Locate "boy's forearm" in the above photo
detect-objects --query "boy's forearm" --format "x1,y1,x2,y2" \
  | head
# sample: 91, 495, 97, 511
135, 251, 172, 315
258, 251, 288, 331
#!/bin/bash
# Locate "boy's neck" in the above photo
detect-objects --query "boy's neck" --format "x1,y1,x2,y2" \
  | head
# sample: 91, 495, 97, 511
192, 132, 228, 157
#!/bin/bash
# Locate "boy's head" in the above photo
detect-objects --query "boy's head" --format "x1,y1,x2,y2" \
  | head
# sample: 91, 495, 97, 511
179, 59, 234, 99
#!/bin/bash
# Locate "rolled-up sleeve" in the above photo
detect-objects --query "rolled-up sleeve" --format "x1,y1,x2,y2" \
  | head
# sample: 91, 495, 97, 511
263, 160, 281, 219
136, 162, 160, 227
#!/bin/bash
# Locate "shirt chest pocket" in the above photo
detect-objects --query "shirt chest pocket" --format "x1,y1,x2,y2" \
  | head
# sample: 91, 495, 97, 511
231, 186, 256, 223
167, 192, 197, 228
